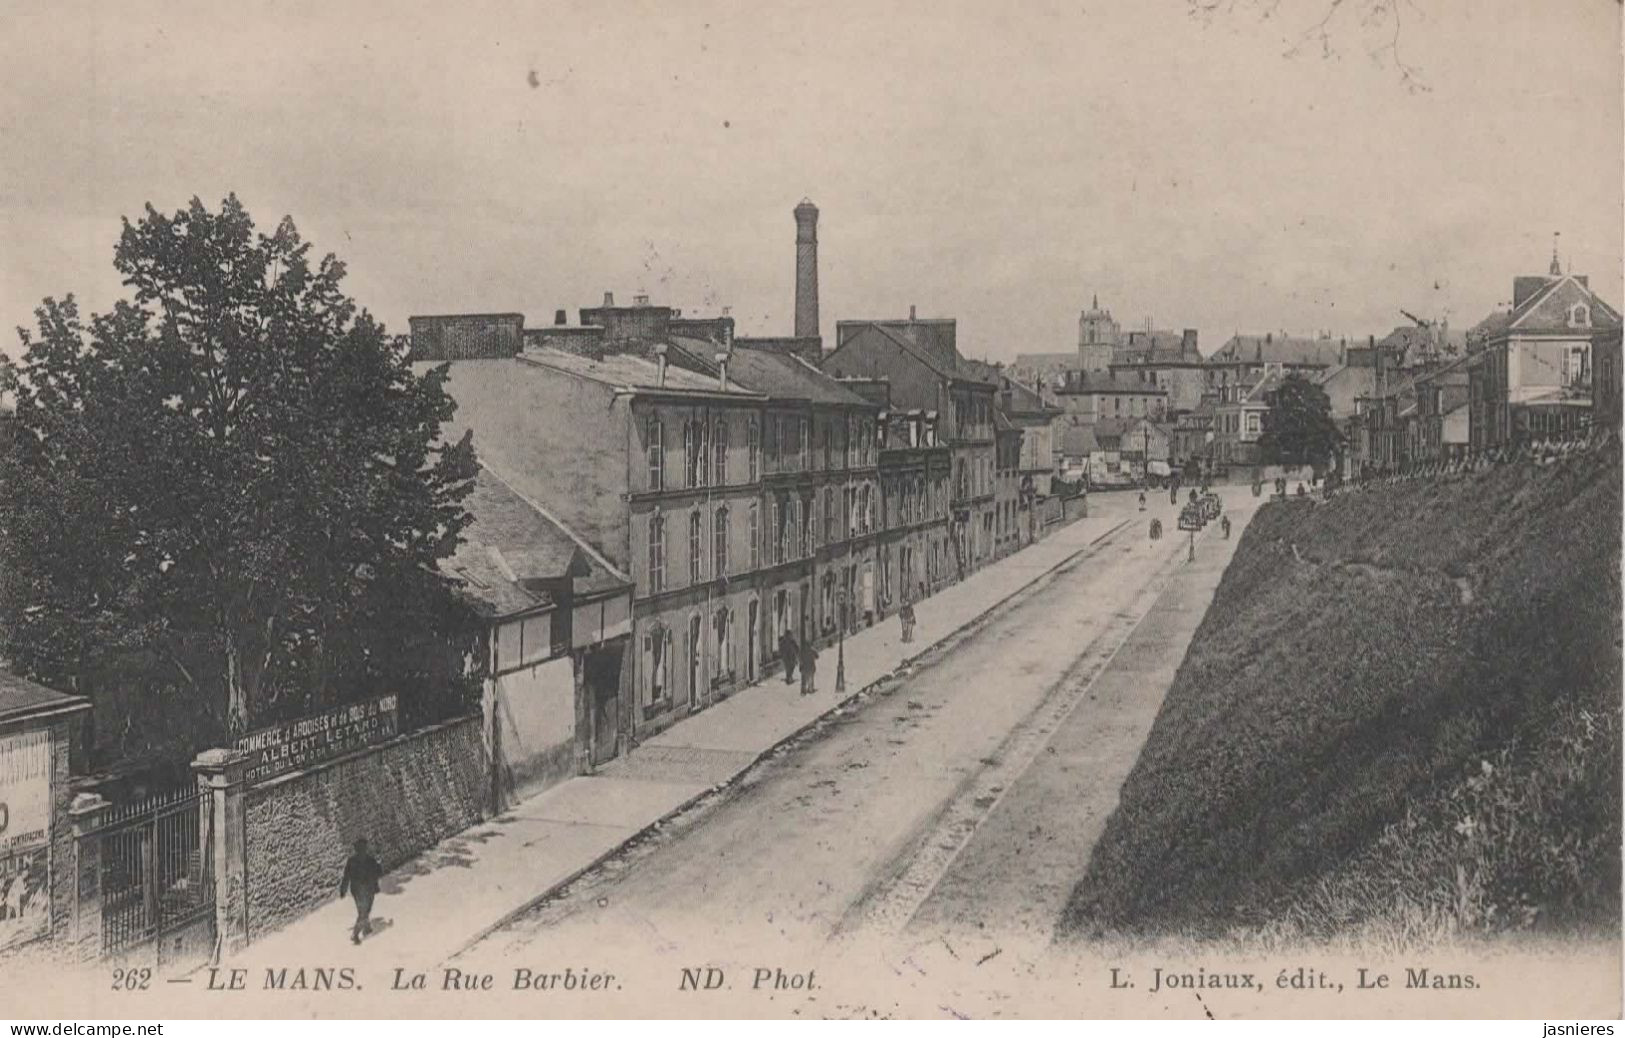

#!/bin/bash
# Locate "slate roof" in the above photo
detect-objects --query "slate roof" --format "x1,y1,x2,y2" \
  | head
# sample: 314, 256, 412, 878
726, 347, 875, 407
446, 468, 630, 619
518, 345, 759, 397
999, 375, 1059, 417
1061, 425, 1100, 456
1209, 335, 1343, 368
1469, 275, 1623, 341
850, 322, 1000, 388
0, 670, 89, 728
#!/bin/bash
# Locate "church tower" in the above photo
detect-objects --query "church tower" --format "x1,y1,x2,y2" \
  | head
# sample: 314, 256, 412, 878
1078, 293, 1119, 372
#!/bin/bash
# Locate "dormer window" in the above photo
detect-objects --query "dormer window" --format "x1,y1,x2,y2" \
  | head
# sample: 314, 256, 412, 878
1569, 303, 1592, 329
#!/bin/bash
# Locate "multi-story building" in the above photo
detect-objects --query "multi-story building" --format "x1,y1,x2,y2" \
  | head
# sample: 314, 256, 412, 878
1466, 257, 1622, 450
997, 375, 1063, 543
839, 377, 955, 607
1053, 371, 1169, 424
823, 310, 1000, 581
1409, 355, 1472, 466
413, 303, 883, 748
1204, 333, 1343, 397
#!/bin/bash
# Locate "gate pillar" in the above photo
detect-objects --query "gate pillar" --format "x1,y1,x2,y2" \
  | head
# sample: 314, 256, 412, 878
68, 793, 111, 962
192, 749, 249, 958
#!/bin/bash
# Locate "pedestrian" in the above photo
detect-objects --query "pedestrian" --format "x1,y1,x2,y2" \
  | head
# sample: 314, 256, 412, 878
899, 597, 916, 644
799, 637, 819, 695
1169, 486, 1177, 506
1137, 491, 1146, 511
778, 628, 798, 685
339, 837, 382, 945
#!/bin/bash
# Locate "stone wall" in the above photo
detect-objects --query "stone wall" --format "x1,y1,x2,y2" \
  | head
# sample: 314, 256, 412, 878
242, 714, 485, 941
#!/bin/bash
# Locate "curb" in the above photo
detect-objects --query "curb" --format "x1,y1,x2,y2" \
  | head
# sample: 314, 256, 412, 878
442, 515, 1135, 963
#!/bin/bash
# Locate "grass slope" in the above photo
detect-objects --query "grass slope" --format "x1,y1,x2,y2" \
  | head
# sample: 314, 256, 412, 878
1061, 445, 1622, 945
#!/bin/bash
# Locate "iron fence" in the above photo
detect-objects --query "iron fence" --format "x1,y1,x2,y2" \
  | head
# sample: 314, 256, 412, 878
84, 785, 213, 958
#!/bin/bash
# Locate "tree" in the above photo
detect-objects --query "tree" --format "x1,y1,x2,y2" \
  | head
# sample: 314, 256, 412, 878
0, 195, 480, 743
1257, 372, 1343, 472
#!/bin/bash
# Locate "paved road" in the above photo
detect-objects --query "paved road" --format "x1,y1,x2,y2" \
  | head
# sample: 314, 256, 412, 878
461, 488, 1257, 975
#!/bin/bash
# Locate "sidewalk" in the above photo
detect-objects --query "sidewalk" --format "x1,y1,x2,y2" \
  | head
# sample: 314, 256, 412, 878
233, 503, 1140, 971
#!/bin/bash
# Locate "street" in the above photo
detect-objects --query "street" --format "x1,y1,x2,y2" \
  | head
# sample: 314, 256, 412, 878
459, 487, 1259, 971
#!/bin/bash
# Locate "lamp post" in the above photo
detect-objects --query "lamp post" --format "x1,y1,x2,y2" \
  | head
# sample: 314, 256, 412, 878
835, 587, 848, 693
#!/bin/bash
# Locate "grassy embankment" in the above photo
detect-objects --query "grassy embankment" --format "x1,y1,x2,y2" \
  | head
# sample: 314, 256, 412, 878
1061, 444, 1622, 947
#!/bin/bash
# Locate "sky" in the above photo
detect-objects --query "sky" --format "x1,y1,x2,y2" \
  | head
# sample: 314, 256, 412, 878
1, 0, 1620, 363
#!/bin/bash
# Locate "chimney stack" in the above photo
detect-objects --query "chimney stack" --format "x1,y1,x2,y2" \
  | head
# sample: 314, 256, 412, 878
603, 291, 615, 307
909, 305, 917, 321
554, 309, 567, 326
794, 199, 820, 339
654, 342, 668, 388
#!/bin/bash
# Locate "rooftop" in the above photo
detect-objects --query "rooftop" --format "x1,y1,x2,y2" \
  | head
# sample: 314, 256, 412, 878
726, 346, 875, 407
447, 468, 630, 618
1209, 334, 1344, 368
0, 669, 89, 729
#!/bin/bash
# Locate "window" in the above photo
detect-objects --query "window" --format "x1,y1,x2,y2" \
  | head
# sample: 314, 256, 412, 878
747, 419, 759, 481
648, 513, 666, 593
647, 417, 664, 491
713, 606, 732, 683
801, 495, 814, 556
1569, 304, 1592, 329
697, 420, 711, 487
1564, 345, 1590, 387
715, 418, 729, 485
689, 510, 704, 583
824, 486, 836, 544
683, 420, 697, 487
748, 502, 760, 570
714, 505, 729, 575
772, 497, 785, 564
646, 628, 672, 704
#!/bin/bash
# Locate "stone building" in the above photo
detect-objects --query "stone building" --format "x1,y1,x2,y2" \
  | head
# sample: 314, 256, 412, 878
1466, 258, 1622, 450
415, 305, 883, 745
824, 311, 1000, 581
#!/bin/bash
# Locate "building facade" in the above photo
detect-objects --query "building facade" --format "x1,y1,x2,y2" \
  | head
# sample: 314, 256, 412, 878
824, 313, 1000, 582
1467, 262, 1622, 450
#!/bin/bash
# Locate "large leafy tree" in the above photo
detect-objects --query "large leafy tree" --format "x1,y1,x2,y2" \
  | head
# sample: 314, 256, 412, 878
1258, 371, 1343, 472
0, 195, 479, 743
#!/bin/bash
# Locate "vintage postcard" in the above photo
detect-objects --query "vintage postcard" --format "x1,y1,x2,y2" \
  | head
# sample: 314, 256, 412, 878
0, 0, 1619, 1023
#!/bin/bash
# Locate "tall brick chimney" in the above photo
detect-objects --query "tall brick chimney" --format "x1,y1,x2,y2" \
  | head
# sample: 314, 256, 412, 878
794, 199, 819, 339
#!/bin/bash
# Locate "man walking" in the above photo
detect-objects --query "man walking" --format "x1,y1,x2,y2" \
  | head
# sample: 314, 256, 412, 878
899, 597, 916, 644
778, 628, 798, 685
339, 837, 382, 945
799, 636, 819, 695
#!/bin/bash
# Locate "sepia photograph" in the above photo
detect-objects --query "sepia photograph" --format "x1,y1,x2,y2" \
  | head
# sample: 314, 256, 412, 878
0, 0, 1620, 1024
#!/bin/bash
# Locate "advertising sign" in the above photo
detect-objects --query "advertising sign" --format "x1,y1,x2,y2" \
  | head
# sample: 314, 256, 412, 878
0, 728, 52, 951
0, 729, 50, 855
236, 694, 399, 785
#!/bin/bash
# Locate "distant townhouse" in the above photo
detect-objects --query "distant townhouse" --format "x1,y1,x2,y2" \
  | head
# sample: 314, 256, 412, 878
1466, 257, 1622, 450
1053, 371, 1169, 425
1204, 333, 1343, 397
824, 310, 1000, 581
997, 375, 1064, 543
1409, 355, 1472, 465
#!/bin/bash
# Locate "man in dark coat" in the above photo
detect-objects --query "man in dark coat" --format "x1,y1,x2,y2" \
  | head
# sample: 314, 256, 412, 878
799, 637, 819, 695
339, 837, 383, 945
778, 629, 798, 685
